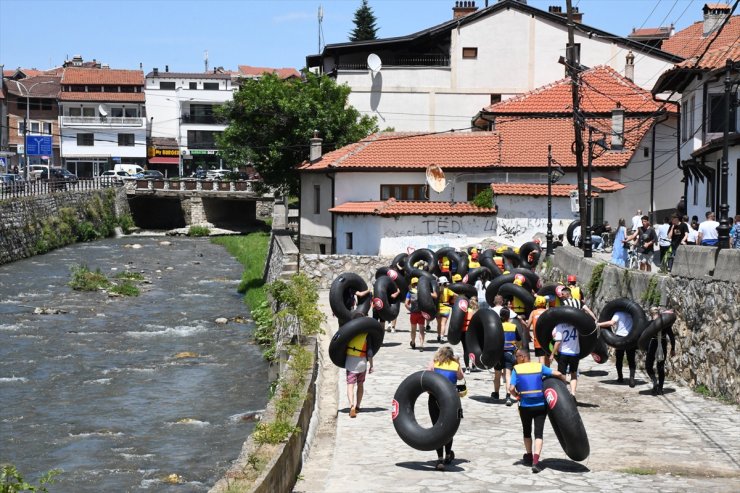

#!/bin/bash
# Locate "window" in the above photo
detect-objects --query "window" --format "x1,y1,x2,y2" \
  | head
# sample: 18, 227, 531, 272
203, 82, 219, 90
689, 95, 695, 139
692, 177, 699, 205
87, 85, 102, 92
706, 167, 715, 208
319, 244, 326, 254
125, 108, 138, 117
186, 130, 220, 148
118, 133, 135, 146
345, 232, 353, 250
380, 184, 427, 200
82, 107, 96, 117
313, 185, 321, 214
643, 147, 650, 158
189, 82, 198, 90
111, 108, 124, 118
462, 47, 478, 59
77, 133, 94, 146
20, 121, 41, 135
594, 198, 604, 227
707, 93, 737, 133
68, 107, 81, 117
467, 183, 490, 201
490, 94, 502, 105
17, 121, 24, 135
16, 97, 52, 111
43, 122, 52, 134
120, 85, 136, 93
681, 100, 688, 141
159, 81, 176, 90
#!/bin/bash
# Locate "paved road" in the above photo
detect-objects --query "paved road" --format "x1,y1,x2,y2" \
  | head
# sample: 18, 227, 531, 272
296, 291, 739, 492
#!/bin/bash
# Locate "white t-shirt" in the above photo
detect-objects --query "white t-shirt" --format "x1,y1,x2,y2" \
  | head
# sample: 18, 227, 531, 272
631, 215, 642, 232
553, 322, 579, 356
345, 355, 367, 374
475, 280, 487, 304
492, 305, 518, 319
657, 223, 671, 247
698, 220, 719, 241
611, 311, 633, 337
687, 226, 698, 244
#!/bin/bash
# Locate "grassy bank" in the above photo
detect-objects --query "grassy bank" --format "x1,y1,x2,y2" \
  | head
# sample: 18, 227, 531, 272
211, 232, 270, 310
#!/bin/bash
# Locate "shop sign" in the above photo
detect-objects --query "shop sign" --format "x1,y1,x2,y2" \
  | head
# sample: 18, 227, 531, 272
151, 148, 180, 157
189, 150, 218, 155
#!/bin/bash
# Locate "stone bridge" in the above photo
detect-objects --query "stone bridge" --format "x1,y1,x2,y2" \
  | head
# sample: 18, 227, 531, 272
125, 179, 274, 230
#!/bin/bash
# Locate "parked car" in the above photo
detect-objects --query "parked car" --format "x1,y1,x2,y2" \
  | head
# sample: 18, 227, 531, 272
100, 170, 129, 184
190, 169, 208, 180
40, 167, 78, 182
206, 168, 231, 180
0, 174, 27, 193
28, 164, 50, 181
133, 170, 165, 180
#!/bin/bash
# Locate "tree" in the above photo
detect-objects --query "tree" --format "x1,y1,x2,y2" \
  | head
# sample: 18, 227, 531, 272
217, 72, 378, 195
349, 0, 379, 42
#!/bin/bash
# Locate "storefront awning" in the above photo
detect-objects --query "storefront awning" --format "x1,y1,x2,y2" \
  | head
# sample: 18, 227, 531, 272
149, 157, 179, 165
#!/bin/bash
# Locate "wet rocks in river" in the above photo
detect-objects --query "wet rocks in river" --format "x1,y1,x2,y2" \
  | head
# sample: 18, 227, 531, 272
33, 307, 68, 315
174, 352, 199, 359
215, 317, 228, 325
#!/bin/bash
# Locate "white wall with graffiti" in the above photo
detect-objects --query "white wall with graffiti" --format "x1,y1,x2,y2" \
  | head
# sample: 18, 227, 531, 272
495, 195, 578, 246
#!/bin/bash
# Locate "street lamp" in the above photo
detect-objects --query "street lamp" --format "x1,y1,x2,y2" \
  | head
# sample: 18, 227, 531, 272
12, 79, 55, 181
717, 58, 739, 250
546, 144, 565, 256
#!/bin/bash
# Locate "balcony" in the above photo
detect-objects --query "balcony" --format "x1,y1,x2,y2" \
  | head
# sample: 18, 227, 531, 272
181, 114, 224, 124
61, 116, 145, 127
337, 55, 450, 70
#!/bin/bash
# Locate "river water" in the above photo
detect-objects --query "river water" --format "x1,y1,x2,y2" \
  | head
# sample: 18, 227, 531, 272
0, 236, 269, 492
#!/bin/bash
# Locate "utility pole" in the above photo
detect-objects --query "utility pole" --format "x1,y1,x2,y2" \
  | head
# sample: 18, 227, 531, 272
566, 0, 586, 253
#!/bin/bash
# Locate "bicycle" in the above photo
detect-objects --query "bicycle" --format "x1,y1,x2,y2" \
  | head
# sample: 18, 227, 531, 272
600, 232, 613, 253
626, 244, 639, 270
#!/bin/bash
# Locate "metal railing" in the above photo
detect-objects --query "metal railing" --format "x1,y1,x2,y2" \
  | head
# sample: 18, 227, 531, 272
181, 114, 224, 124
337, 55, 450, 70
61, 116, 145, 127
132, 178, 260, 193
0, 176, 121, 200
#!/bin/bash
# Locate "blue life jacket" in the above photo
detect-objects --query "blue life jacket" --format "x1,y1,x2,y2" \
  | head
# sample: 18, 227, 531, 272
433, 360, 459, 385
503, 322, 518, 352
514, 362, 544, 407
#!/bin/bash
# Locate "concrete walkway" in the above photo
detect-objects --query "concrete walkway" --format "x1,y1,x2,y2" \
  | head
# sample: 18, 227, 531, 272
296, 290, 739, 492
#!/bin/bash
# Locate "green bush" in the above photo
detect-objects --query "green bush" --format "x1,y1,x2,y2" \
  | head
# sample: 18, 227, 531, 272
0, 464, 60, 493
471, 187, 494, 209
187, 225, 211, 237
114, 271, 145, 281
69, 265, 110, 291
118, 213, 135, 234
109, 281, 140, 297
268, 273, 325, 338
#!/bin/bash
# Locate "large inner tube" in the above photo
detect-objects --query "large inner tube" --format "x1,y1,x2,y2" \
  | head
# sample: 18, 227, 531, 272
407, 248, 436, 272
508, 268, 541, 292
537, 284, 563, 307
591, 334, 609, 364
535, 306, 598, 358
391, 253, 409, 273
543, 377, 590, 461
637, 311, 677, 351
464, 266, 492, 285
511, 317, 529, 349
434, 247, 468, 278
416, 275, 438, 320
329, 273, 370, 323
519, 241, 542, 268
328, 317, 384, 368
448, 282, 477, 298
597, 298, 648, 349
392, 370, 462, 451
465, 309, 503, 369
567, 220, 581, 247
499, 283, 535, 318
372, 276, 401, 322
484, 273, 516, 306
501, 249, 521, 270
480, 251, 504, 278
375, 267, 409, 301
446, 296, 470, 345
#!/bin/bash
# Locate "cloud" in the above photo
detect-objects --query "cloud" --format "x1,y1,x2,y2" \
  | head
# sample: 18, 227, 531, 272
273, 11, 314, 23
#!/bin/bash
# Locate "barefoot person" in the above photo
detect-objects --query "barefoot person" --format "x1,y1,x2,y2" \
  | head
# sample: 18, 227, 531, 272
509, 349, 567, 473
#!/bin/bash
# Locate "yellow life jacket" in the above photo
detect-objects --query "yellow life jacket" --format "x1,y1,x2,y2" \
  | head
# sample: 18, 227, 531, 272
570, 286, 582, 301
346, 332, 368, 357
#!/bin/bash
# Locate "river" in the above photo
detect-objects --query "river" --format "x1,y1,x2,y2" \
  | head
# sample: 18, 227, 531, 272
0, 236, 270, 492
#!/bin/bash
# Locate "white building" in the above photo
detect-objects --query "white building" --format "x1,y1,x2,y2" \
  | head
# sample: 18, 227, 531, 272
59, 67, 146, 177
306, 0, 683, 132
145, 67, 235, 176
652, 5, 739, 228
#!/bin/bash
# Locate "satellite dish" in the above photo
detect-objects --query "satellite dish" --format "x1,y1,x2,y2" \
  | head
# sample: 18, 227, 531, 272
367, 53, 382, 73
426, 164, 446, 193
98, 104, 109, 117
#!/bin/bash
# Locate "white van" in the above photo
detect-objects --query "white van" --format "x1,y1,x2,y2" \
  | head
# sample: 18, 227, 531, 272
114, 164, 145, 176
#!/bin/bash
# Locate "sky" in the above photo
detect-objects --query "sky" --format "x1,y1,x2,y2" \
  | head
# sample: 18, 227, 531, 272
0, 0, 706, 74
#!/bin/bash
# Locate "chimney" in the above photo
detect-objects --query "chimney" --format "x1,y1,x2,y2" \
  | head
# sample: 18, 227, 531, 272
548, 4, 583, 23
153, 67, 159, 76
309, 130, 323, 162
165, 65, 169, 72
703, 3, 730, 36
453, 1, 478, 19
611, 104, 624, 150
624, 50, 635, 82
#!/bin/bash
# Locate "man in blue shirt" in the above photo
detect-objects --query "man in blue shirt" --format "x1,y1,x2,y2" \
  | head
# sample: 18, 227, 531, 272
509, 349, 567, 473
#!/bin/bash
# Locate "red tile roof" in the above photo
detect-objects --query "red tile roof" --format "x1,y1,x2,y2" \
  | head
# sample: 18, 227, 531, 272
59, 92, 145, 102
590, 176, 627, 192
629, 27, 672, 38
492, 183, 601, 197
61, 67, 144, 85
705, 3, 731, 10
330, 198, 496, 216
660, 15, 740, 59
238, 65, 300, 79
300, 132, 501, 171
494, 117, 649, 169
5, 75, 61, 98
484, 66, 662, 114
676, 42, 740, 69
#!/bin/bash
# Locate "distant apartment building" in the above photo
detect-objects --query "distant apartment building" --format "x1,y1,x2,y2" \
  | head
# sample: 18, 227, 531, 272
59, 66, 146, 177
145, 67, 235, 176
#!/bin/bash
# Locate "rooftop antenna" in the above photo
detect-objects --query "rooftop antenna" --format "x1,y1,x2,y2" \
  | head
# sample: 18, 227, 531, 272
204, 50, 209, 73
318, 5, 324, 53
425, 164, 447, 193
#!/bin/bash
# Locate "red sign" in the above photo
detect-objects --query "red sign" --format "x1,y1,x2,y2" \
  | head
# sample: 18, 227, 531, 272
458, 299, 469, 312
545, 388, 558, 410
372, 298, 384, 310
391, 399, 399, 420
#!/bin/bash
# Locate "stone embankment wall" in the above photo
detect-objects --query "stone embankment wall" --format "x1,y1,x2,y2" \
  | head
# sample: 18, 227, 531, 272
543, 245, 740, 404
299, 254, 394, 289
0, 188, 130, 265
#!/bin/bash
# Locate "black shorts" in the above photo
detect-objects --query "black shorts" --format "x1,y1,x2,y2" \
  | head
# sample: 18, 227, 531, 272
534, 347, 546, 357
503, 351, 516, 370
557, 354, 580, 374
519, 405, 547, 440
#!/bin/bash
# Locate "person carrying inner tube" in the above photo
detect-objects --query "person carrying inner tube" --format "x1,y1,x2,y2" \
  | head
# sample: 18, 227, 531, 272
597, 309, 637, 387
405, 277, 425, 351
552, 314, 581, 400
510, 274, 530, 317
435, 276, 456, 343
509, 348, 567, 474
524, 295, 550, 366
566, 275, 582, 301
645, 307, 676, 396
438, 256, 451, 276
345, 315, 374, 418
558, 286, 597, 321
426, 345, 464, 471
461, 297, 478, 374
468, 247, 481, 268
501, 307, 522, 406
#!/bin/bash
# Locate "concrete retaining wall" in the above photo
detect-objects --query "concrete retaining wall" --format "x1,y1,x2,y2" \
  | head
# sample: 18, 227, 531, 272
299, 254, 394, 290
542, 246, 740, 403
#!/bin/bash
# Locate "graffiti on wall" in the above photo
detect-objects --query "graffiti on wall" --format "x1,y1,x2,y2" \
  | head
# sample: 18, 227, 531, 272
383, 216, 497, 238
